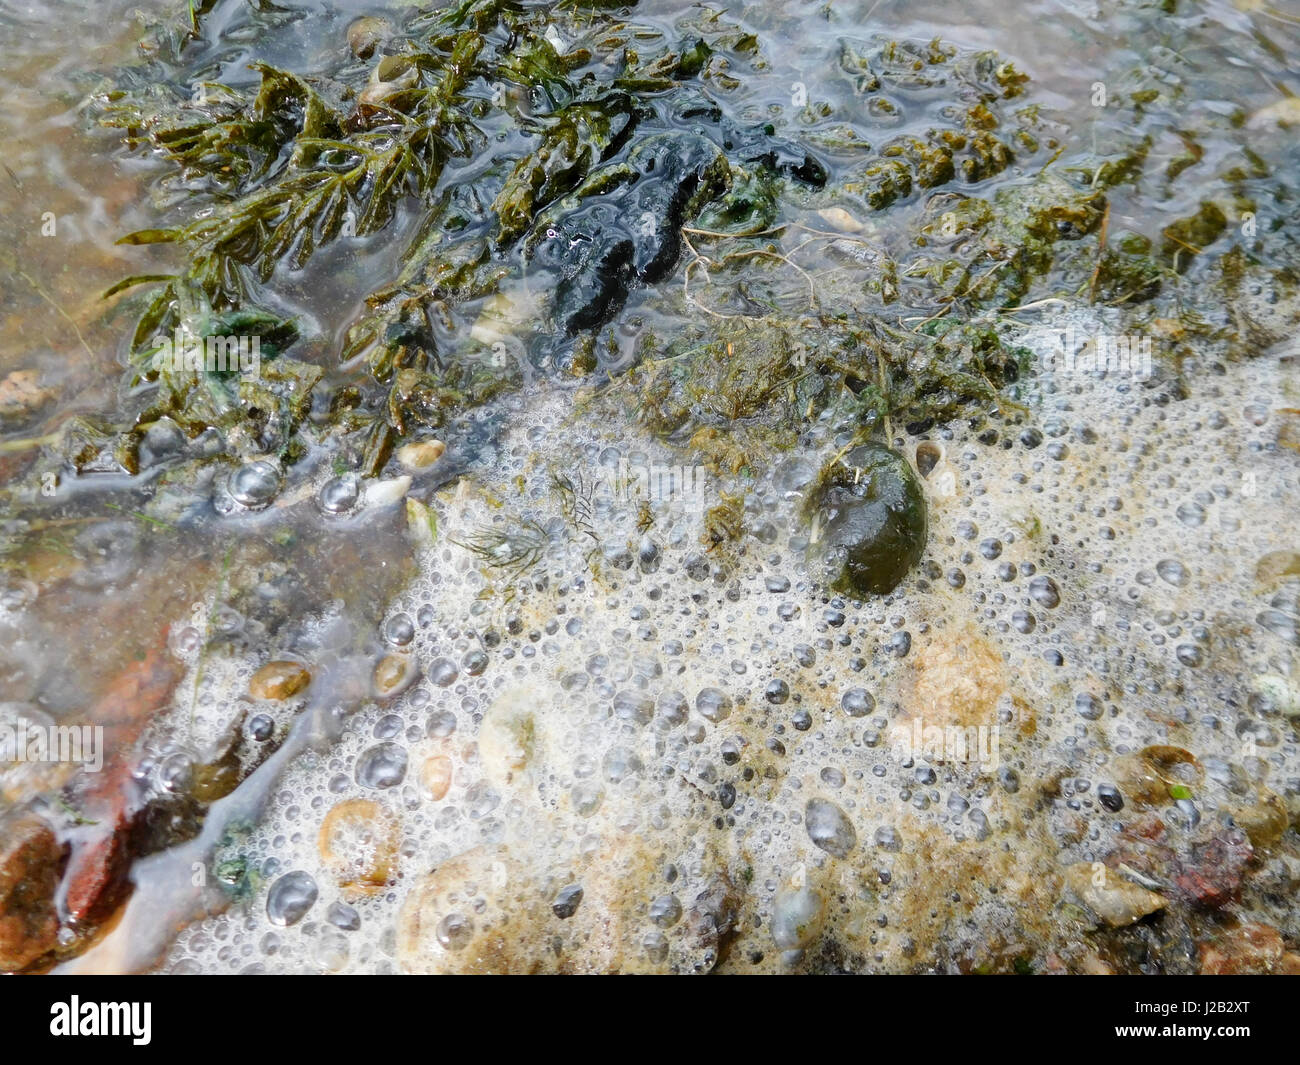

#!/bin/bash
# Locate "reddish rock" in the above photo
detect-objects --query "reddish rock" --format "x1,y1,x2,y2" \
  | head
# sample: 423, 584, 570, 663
1199, 923, 1285, 975
61, 643, 181, 927
1127, 813, 1169, 842
0, 812, 63, 971
84, 644, 181, 761
1172, 831, 1253, 909
62, 814, 132, 925
0, 449, 37, 487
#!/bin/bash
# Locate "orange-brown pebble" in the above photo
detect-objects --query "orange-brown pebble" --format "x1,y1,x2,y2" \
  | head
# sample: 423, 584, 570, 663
420, 755, 453, 801
318, 799, 400, 893
248, 661, 311, 701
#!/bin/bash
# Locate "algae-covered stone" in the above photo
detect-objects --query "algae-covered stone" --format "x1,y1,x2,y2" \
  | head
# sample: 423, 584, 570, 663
1231, 791, 1288, 848
621, 134, 731, 282
804, 444, 927, 598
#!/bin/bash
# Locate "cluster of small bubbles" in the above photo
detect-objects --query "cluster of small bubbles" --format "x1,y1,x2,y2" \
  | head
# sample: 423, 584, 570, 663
154, 341, 1300, 974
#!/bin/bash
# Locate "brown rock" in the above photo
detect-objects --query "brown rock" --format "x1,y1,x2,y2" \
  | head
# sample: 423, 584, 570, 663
87, 643, 182, 734
62, 808, 133, 926
1232, 791, 1288, 849
911, 629, 1006, 728
0, 813, 62, 971
0, 370, 53, 417
1115, 745, 1202, 809
563, 836, 662, 974
1077, 951, 1115, 975
684, 871, 741, 972
1255, 550, 1300, 588
1278, 409, 1300, 453
1199, 923, 1285, 975
564, 838, 738, 974
63, 643, 182, 926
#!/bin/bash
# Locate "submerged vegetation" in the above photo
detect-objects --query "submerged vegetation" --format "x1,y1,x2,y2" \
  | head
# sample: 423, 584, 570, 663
95, 0, 831, 478
0, 0, 1290, 598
